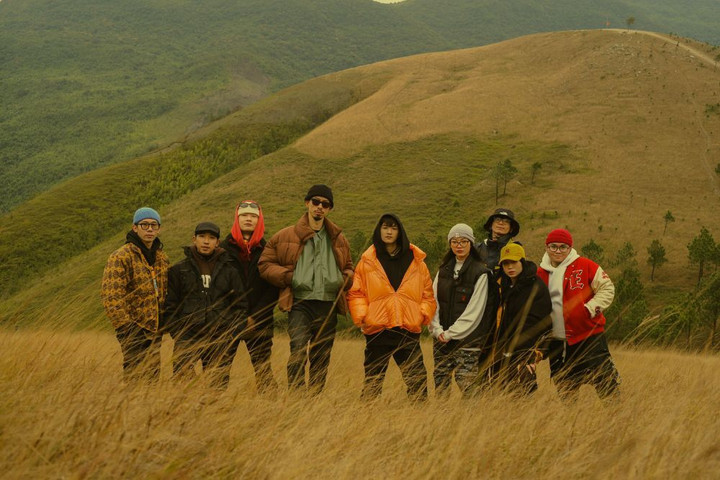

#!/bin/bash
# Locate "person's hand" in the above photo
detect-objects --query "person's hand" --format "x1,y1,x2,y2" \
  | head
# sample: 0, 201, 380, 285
534, 349, 544, 364
438, 332, 449, 343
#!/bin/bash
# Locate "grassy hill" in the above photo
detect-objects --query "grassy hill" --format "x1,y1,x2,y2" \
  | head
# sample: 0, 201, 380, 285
2, 30, 720, 334
2, 0, 720, 212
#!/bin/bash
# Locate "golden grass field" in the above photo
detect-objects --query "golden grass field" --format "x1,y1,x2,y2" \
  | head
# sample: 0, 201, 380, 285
2, 328, 719, 479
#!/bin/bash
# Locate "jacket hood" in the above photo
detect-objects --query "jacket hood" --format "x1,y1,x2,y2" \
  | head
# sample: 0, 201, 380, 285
229, 200, 265, 260
501, 259, 539, 283
372, 213, 410, 255
539, 248, 580, 272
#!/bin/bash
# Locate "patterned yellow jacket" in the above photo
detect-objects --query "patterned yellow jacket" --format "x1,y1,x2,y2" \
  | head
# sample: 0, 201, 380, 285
101, 242, 169, 332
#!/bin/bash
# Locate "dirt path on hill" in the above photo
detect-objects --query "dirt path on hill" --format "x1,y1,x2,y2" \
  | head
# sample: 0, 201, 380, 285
606, 29, 720, 197
605, 29, 718, 67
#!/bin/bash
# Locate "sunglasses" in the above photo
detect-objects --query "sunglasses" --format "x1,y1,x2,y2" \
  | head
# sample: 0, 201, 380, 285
238, 202, 259, 209
310, 198, 331, 209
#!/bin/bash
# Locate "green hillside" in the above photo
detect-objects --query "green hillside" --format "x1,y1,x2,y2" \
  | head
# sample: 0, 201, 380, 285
2, 0, 720, 212
3, 30, 720, 340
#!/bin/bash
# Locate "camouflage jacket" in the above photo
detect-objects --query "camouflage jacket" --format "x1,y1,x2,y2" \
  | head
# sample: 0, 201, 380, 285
101, 242, 169, 332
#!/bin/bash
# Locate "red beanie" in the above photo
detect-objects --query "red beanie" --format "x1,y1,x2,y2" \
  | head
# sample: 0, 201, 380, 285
546, 229, 573, 246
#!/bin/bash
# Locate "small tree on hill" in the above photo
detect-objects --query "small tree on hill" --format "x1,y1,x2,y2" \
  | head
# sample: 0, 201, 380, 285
492, 159, 518, 203
626, 16, 635, 30
581, 239, 604, 264
606, 265, 647, 340
501, 159, 518, 195
688, 227, 716, 285
530, 162, 542, 185
647, 239, 667, 281
663, 210, 675, 235
611, 241, 637, 268
698, 272, 720, 349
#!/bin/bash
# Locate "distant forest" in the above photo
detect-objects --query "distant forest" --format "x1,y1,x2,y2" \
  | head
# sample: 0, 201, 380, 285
1, 0, 719, 212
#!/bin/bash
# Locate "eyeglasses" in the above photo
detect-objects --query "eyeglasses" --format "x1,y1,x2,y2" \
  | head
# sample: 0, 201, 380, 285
310, 198, 331, 209
239, 202, 258, 209
137, 222, 160, 231
493, 218, 511, 224
547, 243, 570, 253
450, 239, 470, 247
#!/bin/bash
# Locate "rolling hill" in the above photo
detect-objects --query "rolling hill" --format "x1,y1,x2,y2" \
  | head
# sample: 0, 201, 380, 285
2, 0, 720, 212
2, 29, 719, 331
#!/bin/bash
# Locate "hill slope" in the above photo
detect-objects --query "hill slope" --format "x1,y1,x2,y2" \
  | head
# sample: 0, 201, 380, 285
2, 29, 719, 329
2, 0, 720, 211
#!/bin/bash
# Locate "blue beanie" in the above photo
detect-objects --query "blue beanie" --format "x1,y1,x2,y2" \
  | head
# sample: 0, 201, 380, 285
133, 207, 161, 225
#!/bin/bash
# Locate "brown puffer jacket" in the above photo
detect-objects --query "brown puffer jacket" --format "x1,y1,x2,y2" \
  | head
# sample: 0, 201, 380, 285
258, 213, 354, 313
101, 242, 169, 332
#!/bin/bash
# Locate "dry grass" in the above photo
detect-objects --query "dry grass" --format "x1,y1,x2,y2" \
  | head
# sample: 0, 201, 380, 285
2, 328, 719, 479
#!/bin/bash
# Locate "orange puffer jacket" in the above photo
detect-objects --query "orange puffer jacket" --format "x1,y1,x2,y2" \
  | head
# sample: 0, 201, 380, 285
347, 244, 436, 335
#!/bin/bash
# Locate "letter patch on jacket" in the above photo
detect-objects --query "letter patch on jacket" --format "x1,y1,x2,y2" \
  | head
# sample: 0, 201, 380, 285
568, 270, 585, 290
202, 274, 211, 289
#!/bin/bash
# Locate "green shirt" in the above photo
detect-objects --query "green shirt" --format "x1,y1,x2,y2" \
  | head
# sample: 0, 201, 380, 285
293, 226, 344, 301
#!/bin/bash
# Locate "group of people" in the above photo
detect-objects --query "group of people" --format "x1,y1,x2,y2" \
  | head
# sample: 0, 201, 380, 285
101, 184, 620, 400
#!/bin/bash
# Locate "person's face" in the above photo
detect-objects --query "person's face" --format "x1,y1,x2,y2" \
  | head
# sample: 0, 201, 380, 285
132, 219, 161, 246
305, 196, 332, 221
450, 237, 471, 261
502, 259, 523, 279
193, 232, 219, 255
238, 212, 259, 235
546, 243, 571, 266
380, 223, 399, 245
491, 217, 512, 238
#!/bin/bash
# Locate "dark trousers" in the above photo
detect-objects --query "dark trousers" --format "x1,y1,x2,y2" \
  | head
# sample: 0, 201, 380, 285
548, 333, 620, 401
488, 354, 539, 396
115, 322, 161, 381
363, 329, 427, 401
173, 326, 239, 388
287, 300, 338, 394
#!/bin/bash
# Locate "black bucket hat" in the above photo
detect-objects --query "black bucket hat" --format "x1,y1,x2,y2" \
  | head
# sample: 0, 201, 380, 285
483, 208, 520, 237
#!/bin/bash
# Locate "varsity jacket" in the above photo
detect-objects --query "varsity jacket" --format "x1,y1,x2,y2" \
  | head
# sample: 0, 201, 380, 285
537, 249, 614, 345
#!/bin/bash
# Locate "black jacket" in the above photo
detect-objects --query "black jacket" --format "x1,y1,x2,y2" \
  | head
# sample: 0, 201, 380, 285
220, 235, 278, 332
164, 246, 248, 337
493, 260, 552, 361
477, 234, 517, 274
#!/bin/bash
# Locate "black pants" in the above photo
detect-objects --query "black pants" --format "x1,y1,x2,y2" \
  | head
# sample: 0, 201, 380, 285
548, 333, 620, 400
488, 354, 539, 396
115, 322, 161, 381
363, 329, 427, 401
173, 326, 240, 388
287, 300, 338, 394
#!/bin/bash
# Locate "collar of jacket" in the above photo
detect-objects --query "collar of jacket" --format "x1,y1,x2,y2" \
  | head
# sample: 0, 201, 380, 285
294, 212, 343, 242
182, 245, 227, 262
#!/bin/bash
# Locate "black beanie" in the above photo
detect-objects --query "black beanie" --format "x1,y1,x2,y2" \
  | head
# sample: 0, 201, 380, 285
305, 184, 334, 207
